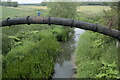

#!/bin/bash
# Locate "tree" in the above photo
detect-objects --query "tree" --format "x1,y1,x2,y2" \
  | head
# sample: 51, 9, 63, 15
102, 2, 118, 30
38, 2, 47, 6
1, 1, 18, 7
48, 2, 79, 19
11, 2, 18, 7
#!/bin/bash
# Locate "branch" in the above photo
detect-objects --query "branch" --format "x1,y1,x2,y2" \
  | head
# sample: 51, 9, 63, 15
0, 16, 120, 41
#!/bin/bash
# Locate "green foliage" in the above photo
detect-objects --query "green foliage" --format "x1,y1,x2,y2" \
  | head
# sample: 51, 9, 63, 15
102, 2, 118, 29
1, 4, 71, 78
2, 34, 12, 55
76, 31, 119, 78
92, 38, 103, 48
76, 5, 119, 78
47, 2, 75, 41
2, 36, 59, 78
1, 1, 18, 7
80, 2, 107, 6
52, 26, 70, 41
2, 26, 21, 36
9, 36, 20, 41
8, 35, 22, 47
48, 2, 78, 19
38, 2, 48, 6
2, 24, 69, 78
76, 32, 102, 78
107, 2, 118, 10
96, 61, 119, 78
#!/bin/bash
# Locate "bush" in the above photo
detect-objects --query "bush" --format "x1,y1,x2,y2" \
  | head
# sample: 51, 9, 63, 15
52, 26, 70, 41
3, 37, 59, 78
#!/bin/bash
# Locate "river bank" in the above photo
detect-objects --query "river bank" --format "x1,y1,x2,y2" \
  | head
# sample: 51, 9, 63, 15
75, 31, 119, 78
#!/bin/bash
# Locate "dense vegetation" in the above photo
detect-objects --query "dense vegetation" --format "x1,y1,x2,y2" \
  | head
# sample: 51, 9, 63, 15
48, 2, 78, 19
1, 2, 77, 78
76, 32, 119, 78
0, 2, 119, 79
2, 25, 70, 78
76, 3, 119, 78
1, 5, 71, 78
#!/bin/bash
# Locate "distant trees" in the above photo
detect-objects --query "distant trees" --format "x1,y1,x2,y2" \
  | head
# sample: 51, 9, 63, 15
80, 2, 108, 6
38, 2, 47, 6
0, 1, 18, 7
0, 0, 2, 5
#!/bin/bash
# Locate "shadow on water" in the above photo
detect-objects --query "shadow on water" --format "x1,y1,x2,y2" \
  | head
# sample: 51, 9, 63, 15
52, 28, 85, 78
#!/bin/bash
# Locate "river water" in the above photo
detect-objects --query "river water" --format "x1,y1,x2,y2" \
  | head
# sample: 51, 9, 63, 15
52, 28, 85, 78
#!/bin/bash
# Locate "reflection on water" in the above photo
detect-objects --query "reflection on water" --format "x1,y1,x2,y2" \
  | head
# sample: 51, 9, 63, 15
53, 28, 85, 78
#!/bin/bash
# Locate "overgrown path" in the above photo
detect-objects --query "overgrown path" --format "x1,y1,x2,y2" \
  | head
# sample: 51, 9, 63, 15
0, 17, 119, 41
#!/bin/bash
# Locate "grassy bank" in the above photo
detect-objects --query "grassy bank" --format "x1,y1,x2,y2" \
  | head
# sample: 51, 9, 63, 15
76, 31, 119, 78
75, 6, 119, 78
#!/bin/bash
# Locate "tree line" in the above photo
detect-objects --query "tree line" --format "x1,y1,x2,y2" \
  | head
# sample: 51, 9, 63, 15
0, 1, 18, 7
18, 2, 110, 7
38, 2, 111, 6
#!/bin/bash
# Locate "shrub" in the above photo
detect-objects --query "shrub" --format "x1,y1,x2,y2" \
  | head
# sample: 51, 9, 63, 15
3, 38, 59, 78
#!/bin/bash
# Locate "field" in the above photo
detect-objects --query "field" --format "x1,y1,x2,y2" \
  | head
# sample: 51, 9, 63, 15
77, 6, 111, 13
1, 5, 111, 20
1, 7, 30, 19
21, 5, 47, 9
1, 6, 48, 20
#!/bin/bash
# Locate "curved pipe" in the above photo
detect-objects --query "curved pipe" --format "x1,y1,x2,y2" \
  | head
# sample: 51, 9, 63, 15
0, 16, 120, 41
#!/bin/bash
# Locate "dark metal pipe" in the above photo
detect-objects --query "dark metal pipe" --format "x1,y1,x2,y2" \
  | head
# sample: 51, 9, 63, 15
0, 16, 119, 41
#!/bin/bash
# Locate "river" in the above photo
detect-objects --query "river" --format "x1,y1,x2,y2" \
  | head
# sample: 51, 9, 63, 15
52, 28, 85, 78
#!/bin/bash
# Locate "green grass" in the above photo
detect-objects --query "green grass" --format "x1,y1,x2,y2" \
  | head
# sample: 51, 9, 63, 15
3, 37, 59, 78
1, 6, 48, 20
76, 31, 119, 78
1, 7, 29, 19
77, 6, 111, 14
76, 6, 111, 25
